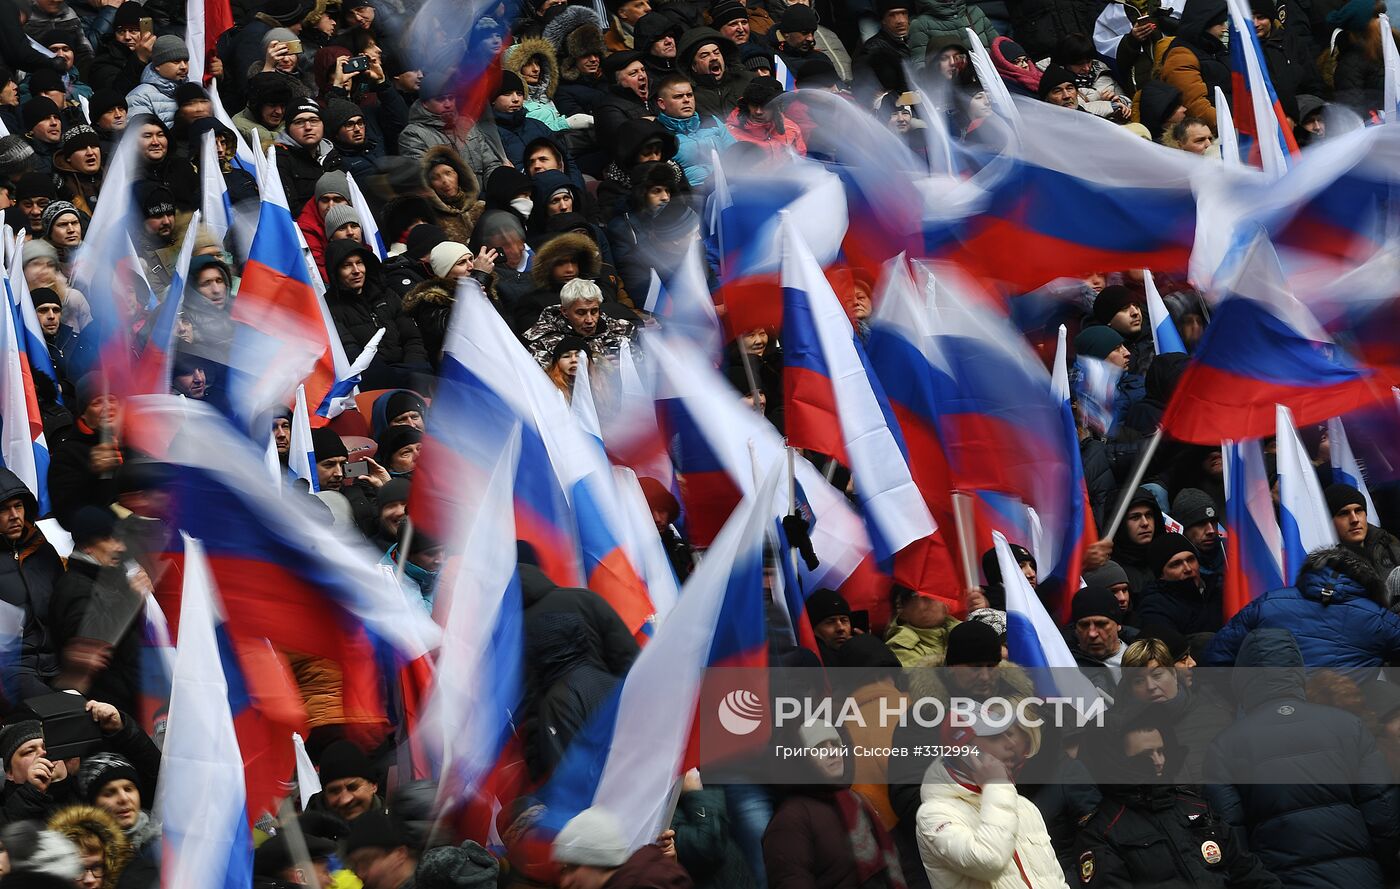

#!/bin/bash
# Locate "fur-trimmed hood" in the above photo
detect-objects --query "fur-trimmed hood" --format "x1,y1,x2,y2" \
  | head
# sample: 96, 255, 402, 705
545, 5, 605, 54
401, 276, 455, 313
420, 144, 481, 212
49, 805, 133, 889
504, 37, 562, 101
531, 231, 603, 287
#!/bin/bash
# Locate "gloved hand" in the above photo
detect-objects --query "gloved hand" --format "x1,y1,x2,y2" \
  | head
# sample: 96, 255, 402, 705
781, 513, 820, 571
566, 113, 594, 130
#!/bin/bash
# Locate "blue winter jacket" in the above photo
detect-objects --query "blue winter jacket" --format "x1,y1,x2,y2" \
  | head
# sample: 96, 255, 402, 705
125, 65, 183, 127
657, 111, 735, 186
1203, 565, 1400, 669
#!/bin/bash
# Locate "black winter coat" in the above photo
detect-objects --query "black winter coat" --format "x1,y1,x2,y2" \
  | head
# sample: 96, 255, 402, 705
594, 85, 652, 150
324, 240, 430, 379
556, 72, 608, 115
1203, 629, 1400, 889
1135, 574, 1224, 636
1334, 39, 1384, 114
1005, 0, 1106, 59
276, 140, 343, 215
0, 468, 63, 706
524, 609, 620, 778
853, 29, 913, 98
47, 422, 119, 526
88, 40, 146, 96
492, 107, 557, 170
1074, 785, 1282, 889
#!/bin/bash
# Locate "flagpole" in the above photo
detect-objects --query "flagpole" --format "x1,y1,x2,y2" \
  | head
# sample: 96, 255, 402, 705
786, 443, 803, 601
950, 490, 978, 589
1102, 427, 1165, 541
395, 515, 415, 587
276, 796, 324, 889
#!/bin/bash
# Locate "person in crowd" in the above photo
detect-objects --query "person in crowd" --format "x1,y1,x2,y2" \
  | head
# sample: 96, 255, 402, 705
1117, 636, 1233, 783
1069, 584, 1130, 693
554, 806, 693, 889
883, 585, 958, 667
1325, 483, 1400, 588
0, 469, 64, 701
1204, 546, 1400, 669
1133, 532, 1224, 635
1204, 628, 1400, 888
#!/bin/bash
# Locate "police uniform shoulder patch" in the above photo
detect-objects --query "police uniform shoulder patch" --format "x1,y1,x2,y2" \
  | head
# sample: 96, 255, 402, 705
1079, 850, 1095, 883
1201, 840, 1222, 865
1277, 704, 1295, 716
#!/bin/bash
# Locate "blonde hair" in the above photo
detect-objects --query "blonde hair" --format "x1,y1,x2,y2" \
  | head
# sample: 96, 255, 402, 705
1122, 638, 1172, 669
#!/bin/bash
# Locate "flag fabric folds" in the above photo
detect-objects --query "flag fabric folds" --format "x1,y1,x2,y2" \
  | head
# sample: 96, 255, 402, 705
1275, 404, 1338, 579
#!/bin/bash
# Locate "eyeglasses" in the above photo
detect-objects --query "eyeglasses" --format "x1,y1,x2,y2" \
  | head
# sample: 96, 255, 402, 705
82, 865, 105, 877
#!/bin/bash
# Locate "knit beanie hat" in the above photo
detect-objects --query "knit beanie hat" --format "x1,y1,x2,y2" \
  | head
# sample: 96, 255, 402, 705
1148, 532, 1196, 578
150, 35, 189, 67
76, 751, 139, 802
739, 42, 773, 72
1170, 488, 1218, 528
0, 719, 42, 770
379, 476, 411, 506
21, 96, 60, 133
377, 425, 423, 464
288, 97, 322, 122
779, 4, 819, 31
324, 97, 364, 134
429, 241, 472, 278
74, 371, 105, 413
944, 619, 1002, 666
314, 170, 349, 201
740, 75, 784, 109
262, 26, 299, 48
113, 1, 144, 28
343, 811, 405, 855
966, 607, 1007, 637
310, 426, 348, 462
383, 389, 427, 423
551, 334, 587, 365
1081, 560, 1129, 590
87, 89, 127, 124
316, 739, 375, 785
795, 53, 838, 87
0, 134, 34, 173
1324, 482, 1367, 516
1071, 585, 1120, 623
40, 200, 83, 239
981, 542, 1034, 585
323, 203, 359, 236
496, 70, 525, 99
1073, 325, 1124, 360
709, 0, 748, 28
29, 287, 60, 310
804, 588, 850, 625
26, 68, 63, 97
68, 505, 117, 547
22, 239, 60, 267
1092, 284, 1137, 325
1037, 62, 1075, 99
553, 807, 629, 868
57, 123, 100, 156
404, 223, 448, 260
174, 82, 209, 107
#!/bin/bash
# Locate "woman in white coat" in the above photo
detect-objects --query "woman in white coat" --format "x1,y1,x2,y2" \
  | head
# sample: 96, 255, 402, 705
914, 714, 1069, 889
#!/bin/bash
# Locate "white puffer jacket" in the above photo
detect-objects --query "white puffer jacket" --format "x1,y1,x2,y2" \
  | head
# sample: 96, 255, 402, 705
915, 763, 1069, 889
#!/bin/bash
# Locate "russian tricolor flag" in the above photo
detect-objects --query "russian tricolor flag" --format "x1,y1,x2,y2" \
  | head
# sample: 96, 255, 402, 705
0, 257, 50, 515
420, 280, 653, 636
1226, 0, 1299, 178
231, 147, 357, 426
1143, 270, 1186, 355
1326, 416, 1376, 516
540, 460, 781, 853
6, 227, 59, 397
1162, 234, 1381, 444
1275, 403, 1337, 579
1047, 325, 1095, 620
153, 534, 253, 886
780, 215, 937, 565
1222, 438, 1284, 617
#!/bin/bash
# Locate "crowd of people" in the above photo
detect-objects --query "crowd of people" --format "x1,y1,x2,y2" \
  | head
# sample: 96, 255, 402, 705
0, 0, 1393, 884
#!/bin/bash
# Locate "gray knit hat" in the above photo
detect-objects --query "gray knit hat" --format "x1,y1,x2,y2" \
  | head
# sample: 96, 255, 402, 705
150, 35, 189, 68
1082, 560, 1129, 590
22, 238, 59, 266
40, 199, 84, 239
0, 133, 34, 172
324, 203, 359, 235
315, 170, 350, 202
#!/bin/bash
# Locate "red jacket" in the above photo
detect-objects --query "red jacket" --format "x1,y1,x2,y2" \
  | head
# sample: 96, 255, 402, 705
295, 198, 329, 282
725, 108, 806, 157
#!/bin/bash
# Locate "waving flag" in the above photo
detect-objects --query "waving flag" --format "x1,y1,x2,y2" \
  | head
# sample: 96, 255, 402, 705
422, 280, 653, 635
154, 534, 254, 888
0, 268, 49, 515
1047, 325, 1095, 619
199, 131, 232, 246
207, 79, 262, 177
1275, 403, 1338, 578
287, 384, 317, 492
1162, 234, 1379, 443
1223, 438, 1284, 617
1214, 86, 1243, 169
780, 216, 937, 562
129, 210, 201, 399
997, 532, 1101, 705
542, 461, 781, 853
6, 229, 58, 395
1383, 13, 1400, 121
1326, 416, 1376, 517
647, 334, 869, 595
1074, 354, 1121, 437
645, 238, 722, 360
345, 170, 386, 259
1226, 0, 1298, 177
0, 598, 21, 706
128, 396, 441, 800
292, 732, 320, 809
420, 428, 524, 810
231, 147, 356, 426
403, 0, 510, 120
1143, 270, 1186, 355
708, 155, 847, 335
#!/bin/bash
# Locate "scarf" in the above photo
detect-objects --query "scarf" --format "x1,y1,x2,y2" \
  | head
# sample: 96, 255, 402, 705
658, 110, 699, 134
991, 36, 1041, 94
125, 810, 162, 851
834, 789, 907, 889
